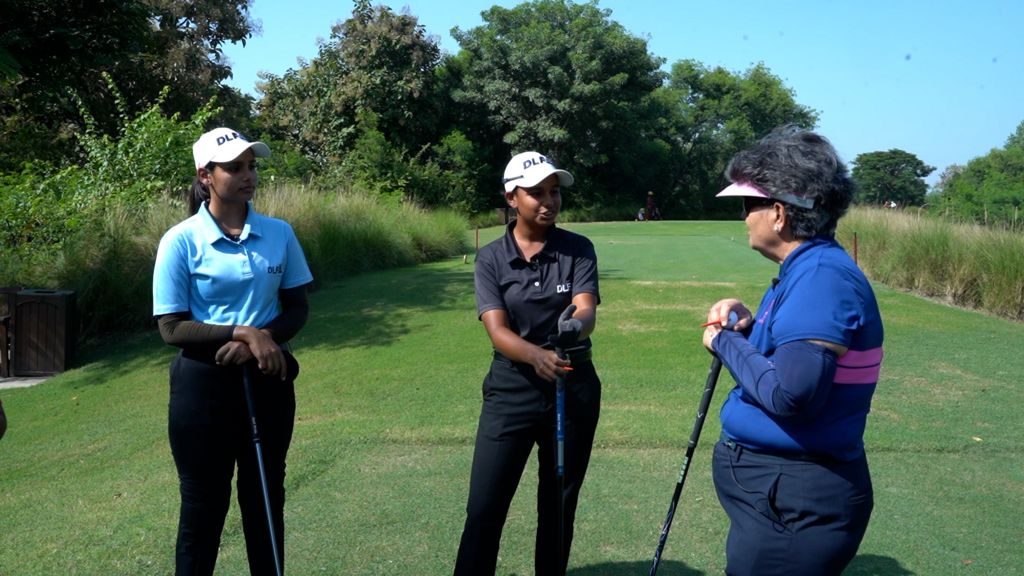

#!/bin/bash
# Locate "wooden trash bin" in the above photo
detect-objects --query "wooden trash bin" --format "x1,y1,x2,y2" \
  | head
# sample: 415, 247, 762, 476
12, 289, 77, 377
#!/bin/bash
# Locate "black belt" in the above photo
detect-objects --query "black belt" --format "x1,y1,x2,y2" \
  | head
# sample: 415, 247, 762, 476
181, 346, 222, 364
722, 438, 835, 464
565, 348, 592, 364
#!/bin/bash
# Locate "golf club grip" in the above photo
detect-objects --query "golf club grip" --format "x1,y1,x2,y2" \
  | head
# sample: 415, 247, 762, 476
649, 355, 723, 576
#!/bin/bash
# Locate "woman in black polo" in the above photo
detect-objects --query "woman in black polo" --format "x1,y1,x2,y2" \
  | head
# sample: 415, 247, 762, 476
454, 151, 601, 576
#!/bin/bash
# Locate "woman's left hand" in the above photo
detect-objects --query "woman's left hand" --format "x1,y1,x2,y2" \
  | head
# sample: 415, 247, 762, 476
215, 340, 254, 366
703, 323, 723, 352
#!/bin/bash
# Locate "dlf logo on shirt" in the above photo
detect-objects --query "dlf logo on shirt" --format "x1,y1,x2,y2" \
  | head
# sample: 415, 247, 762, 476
556, 282, 572, 293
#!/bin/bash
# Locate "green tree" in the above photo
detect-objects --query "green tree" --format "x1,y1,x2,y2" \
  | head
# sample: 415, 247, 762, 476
932, 146, 1024, 227
257, 0, 442, 166
448, 0, 667, 208
664, 60, 818, 218
852, 149, 935, 207
0, 0, 256, 173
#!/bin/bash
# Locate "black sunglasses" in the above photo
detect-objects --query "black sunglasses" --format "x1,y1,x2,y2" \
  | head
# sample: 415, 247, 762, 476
741, 197, 777, 217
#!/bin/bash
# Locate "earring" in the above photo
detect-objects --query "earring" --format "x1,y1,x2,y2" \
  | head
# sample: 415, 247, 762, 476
773, 225, 781, 233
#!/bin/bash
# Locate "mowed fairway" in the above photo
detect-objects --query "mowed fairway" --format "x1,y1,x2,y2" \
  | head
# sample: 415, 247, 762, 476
1, 221, 1021, 575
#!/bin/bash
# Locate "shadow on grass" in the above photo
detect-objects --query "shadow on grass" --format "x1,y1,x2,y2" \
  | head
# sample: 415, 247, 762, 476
61, 262, 474, 385
565, 554, 914, 576
300, 263, 473, 351
569, 560, 701, 575
846, 554, 915, 575
57, 329, 174, 387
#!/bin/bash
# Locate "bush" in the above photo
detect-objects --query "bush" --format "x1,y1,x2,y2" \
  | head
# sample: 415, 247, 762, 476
0, 76, 213, 251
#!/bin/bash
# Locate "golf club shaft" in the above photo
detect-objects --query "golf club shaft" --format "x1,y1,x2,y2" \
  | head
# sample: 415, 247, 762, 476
649, 355, 723, 576
555, 346, 567, 575
243, 364, 284, 576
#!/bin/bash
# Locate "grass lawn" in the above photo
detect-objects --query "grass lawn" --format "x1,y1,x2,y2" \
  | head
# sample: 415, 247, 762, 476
1, 220, 1021, 575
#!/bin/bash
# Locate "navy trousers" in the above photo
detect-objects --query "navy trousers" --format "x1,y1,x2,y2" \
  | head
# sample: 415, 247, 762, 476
454, 355, 601, 576
168, 351, 296, 576
712, 440, 873, 576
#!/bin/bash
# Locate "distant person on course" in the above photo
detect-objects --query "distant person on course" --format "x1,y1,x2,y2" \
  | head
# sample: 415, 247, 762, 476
153, 127, 313, 575
645, 190, 661, 220
454, 151, 602, 576
702, 126, 884, 575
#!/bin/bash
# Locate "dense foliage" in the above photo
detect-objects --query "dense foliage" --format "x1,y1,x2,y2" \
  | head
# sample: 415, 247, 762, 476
1, 0, 830, 223
0, 0, 257, 173
664, 60, 818, 218
0, 75, 211, 251
928, 120, 1024, 228
3, 0, 1021, 259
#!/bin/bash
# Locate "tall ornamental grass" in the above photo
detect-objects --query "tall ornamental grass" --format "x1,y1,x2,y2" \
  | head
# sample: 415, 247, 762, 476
838, 207, 1024, 320
0, 187, 468, 337
259, 184, 468, 282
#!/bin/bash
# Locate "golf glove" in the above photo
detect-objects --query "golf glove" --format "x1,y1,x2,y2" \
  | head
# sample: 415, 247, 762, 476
549, 304, 582, 348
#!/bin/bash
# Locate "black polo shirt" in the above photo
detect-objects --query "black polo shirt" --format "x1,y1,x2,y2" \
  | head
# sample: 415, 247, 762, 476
475, 221, 600, 349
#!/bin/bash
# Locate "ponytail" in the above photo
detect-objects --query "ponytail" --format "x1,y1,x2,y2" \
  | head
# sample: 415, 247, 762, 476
187, 178, 209, 215
188, 172, 211, 215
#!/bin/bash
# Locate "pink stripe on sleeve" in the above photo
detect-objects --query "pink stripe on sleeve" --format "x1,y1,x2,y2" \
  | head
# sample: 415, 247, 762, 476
834, 347, 884, 385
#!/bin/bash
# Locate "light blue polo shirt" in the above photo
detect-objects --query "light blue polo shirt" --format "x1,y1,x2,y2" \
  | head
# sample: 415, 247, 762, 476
153, 202, 313, 328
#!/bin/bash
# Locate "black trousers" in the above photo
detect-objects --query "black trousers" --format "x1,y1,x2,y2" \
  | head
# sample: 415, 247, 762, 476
712, 440, 873, 576
454, 355, 601, 576
168, 351, 296, 576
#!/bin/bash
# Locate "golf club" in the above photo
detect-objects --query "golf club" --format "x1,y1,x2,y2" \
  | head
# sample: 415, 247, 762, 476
242, 363, 284, 576
554, 345, 567, 576
648, 311, 736, 576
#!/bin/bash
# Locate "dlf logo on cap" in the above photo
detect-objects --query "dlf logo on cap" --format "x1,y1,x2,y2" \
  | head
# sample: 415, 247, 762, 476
192, 127, 271, 169
502, 151, 575, 193
216, 131, 241, 146
521, 155, 551, 170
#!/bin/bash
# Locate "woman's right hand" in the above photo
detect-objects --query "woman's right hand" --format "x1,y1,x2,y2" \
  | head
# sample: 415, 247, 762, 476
528, 347, 572, 383
703, 298, 753, 352
706, 298, 753, 331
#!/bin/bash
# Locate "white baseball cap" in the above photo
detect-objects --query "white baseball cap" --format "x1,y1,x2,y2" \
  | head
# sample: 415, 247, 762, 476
501, 151, 574, 193
192, 127, 271, 169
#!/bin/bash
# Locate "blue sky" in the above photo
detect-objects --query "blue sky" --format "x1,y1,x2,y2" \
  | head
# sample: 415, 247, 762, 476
222, 1, 1024, 185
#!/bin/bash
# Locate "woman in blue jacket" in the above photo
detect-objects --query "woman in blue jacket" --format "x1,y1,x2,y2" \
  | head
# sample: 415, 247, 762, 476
703, 126, 884, 576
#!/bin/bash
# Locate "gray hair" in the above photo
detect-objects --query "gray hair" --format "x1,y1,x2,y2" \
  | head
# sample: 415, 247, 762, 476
725, 125, 855, 238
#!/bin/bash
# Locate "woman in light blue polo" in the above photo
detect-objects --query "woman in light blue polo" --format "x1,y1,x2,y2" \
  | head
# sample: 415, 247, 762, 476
153, 127, 313, 575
